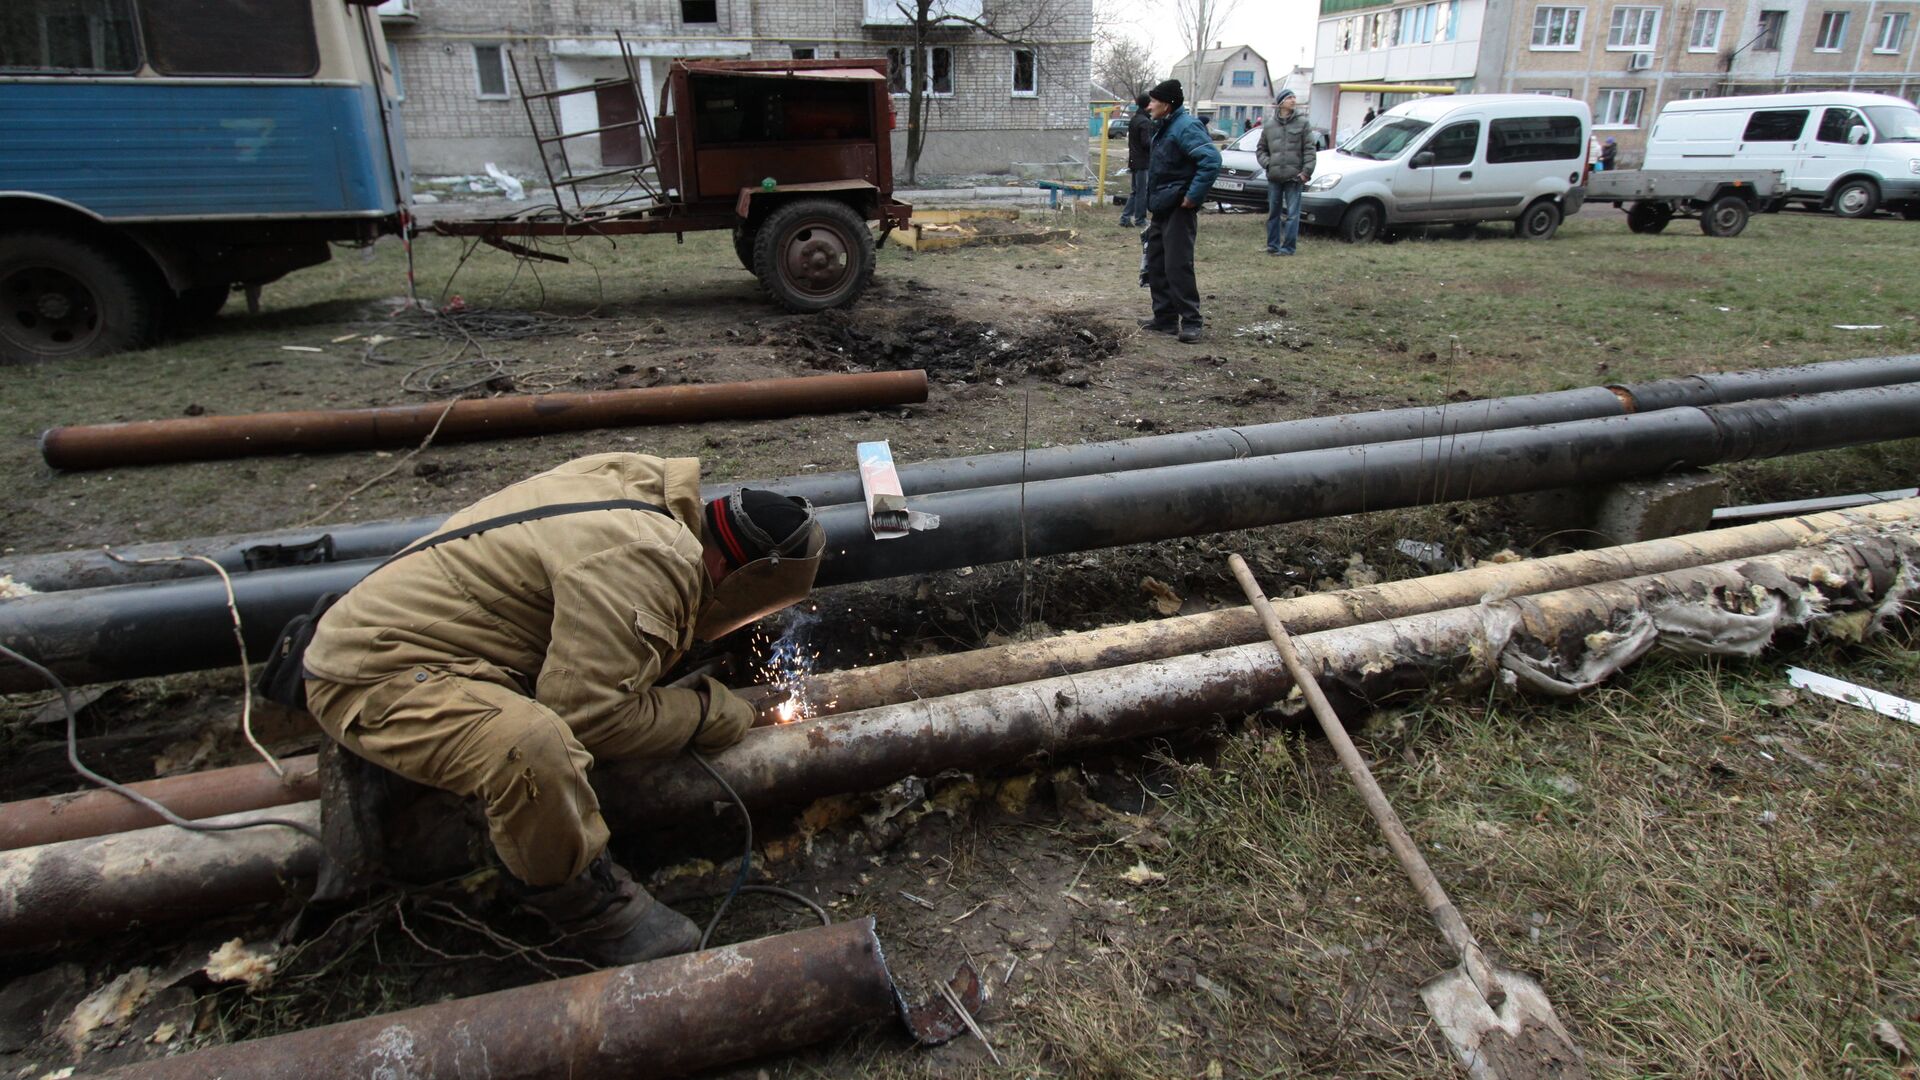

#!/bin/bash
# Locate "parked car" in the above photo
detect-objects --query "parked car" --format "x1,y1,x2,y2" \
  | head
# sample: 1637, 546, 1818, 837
1106, 115, 1131, 140
1301, 95, 1591, 242
1640, 91, 1920, 219
1207, 127, 1334, 211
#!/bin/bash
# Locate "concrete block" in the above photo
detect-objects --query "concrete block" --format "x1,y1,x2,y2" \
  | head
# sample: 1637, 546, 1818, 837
1591, 471, 1728, 545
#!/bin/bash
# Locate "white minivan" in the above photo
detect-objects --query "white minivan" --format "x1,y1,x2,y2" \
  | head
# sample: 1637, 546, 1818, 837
1299, 95, 1591, 242
1641, 92, 1920, 219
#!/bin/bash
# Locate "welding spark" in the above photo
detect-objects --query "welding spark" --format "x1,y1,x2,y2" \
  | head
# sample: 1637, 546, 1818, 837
754, 611, 828, 723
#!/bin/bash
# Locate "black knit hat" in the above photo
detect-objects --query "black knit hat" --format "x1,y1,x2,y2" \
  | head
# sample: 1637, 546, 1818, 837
1134, 92, 1150, 108
704, 489, 815, 570
1148, 79, 1183, 108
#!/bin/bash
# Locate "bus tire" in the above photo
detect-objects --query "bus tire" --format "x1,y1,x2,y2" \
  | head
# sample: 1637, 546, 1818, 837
752, 198, 874, 313
1700, 195, 1750, 238
0, 231, 157, 363
1626, 202, 1672, 233
1514, 199, 1562, 240
1831, 179, 1879, 218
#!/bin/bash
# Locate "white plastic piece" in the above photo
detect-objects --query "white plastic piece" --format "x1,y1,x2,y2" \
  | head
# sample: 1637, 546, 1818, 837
484, 162, 526, 201
1787, 666, 1919, 727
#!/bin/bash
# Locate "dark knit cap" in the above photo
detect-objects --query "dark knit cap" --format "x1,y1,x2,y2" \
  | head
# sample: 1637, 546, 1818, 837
1147, 79, 1183, 108
1134, 92, 1150, 108
704, 489, 814, 570
1275, 88, 1296, 104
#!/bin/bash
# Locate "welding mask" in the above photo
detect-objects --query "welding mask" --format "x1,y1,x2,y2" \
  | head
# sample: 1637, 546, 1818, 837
694, 500, 826, 641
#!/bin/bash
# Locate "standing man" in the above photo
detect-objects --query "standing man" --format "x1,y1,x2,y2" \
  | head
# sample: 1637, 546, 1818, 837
1119, 93, 1154, 228
302, 452, 824, 966
1139, 78, 1221, 344
1257, 88, 1317, 256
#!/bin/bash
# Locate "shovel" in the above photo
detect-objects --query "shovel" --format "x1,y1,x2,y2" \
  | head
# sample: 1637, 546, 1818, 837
1227, 555, 1589, 1080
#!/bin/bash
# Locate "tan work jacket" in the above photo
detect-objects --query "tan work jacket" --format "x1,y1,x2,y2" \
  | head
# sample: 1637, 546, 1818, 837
304, 453, 713, 758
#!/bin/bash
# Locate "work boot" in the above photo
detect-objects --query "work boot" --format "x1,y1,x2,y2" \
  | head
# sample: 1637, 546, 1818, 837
1178, 322, 1204, 344
1138, 318, 1178, 334
520, 853, 700, 968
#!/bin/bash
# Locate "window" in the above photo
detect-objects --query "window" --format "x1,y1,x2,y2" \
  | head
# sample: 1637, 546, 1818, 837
1531, 6, 1585, 48
1011, 48, 1035, 96
1417, 120, 1480, 166
1596, 87, 1644, 126
1680, 87, 1715, 99
887, 46, 952, 96
1742, 108, 1807, 140
791, 47, 816, 59
1814, 11, 1847, 50
0, 0, 140, 73
1755, 9, 1786, 50
1689, 8, 1723, 50
1532, 87, 1575, 96
143, 0, 318, 77
1816, 106, 1867, 142
1336, 17, 1355, 52
1607, 6, 1659, 49
1488, 115, 1583, 162
1232, 69, 1254, 86
681, 1, 718, 23
473, 44, 508, 99
1876, 12, 1909, 52
386, 40, 404, 101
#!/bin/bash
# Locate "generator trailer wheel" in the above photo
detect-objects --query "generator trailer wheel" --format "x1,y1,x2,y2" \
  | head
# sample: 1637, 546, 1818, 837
1700, 195, 1750, 238
752, 199, 875, 313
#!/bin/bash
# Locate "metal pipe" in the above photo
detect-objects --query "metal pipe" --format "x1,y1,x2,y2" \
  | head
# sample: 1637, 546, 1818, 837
17, 500, 1915, 849
4, 384, 1918, 692
5, 527, 1908, 947
0, 802, 321, 950
0, 756, 319, 852
1711, 488, 1918, 523
38, 370, 930, 471
9, 356, 1917, 593
100, 919, 900, 1080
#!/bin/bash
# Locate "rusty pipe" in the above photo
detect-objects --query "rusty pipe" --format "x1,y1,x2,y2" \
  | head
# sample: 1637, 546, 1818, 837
0, 802, 321, 950
11, 499, 1919, 853
746, 498, 1920, 722
0, 755, 318, 852
3, 529, 1909, 948
99, 918, 900, 1080
38, 370, 930, 471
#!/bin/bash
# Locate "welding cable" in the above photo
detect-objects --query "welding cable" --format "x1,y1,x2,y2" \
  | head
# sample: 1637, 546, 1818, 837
0, 641, 323, 844
688, 749, 830, 950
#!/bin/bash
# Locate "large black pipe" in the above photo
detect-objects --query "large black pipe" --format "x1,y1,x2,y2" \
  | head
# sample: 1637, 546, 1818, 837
8, 356, 1918, 594
2, 383, 1917, 692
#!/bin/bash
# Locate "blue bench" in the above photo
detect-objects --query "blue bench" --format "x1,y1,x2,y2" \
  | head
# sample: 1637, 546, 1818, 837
1033, 180, 1093, 209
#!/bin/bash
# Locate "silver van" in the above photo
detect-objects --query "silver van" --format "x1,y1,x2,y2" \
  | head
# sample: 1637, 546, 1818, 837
1300, 95, 1592, 242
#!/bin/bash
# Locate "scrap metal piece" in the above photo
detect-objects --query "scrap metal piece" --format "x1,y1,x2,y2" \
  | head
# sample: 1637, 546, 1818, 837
901, 962, 985, 1045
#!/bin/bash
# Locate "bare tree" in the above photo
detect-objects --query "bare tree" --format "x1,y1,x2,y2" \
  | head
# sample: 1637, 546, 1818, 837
1093, 27, 1156, 102
1171, 0, 1242, 86
888, 0, 1078, 184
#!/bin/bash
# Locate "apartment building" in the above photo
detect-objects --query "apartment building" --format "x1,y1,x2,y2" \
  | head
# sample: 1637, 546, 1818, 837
1170, 44, 1277, 135
375, 0, 1091, 179
1311, 0, 1918, 161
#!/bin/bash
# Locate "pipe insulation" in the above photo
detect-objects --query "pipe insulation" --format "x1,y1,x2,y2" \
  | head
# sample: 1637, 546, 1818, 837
37, 370, 932, 471
4, 383, 1918, 693
8, 355, 1918, 594
3, 523, 1911, 949
10, 502, 1914, 853
98, 919, 902, 1080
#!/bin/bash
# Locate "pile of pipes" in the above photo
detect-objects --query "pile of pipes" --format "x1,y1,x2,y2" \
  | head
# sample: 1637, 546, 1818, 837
3, 356, 1920, 1075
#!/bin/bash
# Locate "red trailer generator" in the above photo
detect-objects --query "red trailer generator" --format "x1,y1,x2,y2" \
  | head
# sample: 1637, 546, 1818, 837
435, 53, 913, 313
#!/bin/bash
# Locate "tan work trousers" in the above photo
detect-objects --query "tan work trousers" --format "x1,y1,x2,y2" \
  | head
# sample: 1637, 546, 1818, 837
306, 663, 606, 888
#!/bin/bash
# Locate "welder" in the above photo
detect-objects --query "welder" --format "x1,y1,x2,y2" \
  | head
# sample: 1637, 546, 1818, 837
300, 452, 823, 965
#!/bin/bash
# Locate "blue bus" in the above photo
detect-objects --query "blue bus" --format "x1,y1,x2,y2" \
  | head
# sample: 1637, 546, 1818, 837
0, 0, 409, 362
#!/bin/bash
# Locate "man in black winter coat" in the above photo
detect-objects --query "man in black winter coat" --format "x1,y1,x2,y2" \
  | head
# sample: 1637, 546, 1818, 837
1120, 94, 1153, 227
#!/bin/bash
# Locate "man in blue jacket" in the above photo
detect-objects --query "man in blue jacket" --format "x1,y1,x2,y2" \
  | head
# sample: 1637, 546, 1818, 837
1140, 79, 1222, 343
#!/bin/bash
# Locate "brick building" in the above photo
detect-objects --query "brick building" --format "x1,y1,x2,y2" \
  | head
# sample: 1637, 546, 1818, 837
375, 0, 1092, 179
1311, 0, 1920, 160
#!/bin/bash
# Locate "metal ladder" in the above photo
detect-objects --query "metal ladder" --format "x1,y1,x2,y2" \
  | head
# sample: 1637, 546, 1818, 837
509, 30, 663, 220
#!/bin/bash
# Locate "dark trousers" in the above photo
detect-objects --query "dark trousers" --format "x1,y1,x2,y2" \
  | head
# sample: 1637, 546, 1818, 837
1145, 206, 1200, 327
1121, 171, 1147, 222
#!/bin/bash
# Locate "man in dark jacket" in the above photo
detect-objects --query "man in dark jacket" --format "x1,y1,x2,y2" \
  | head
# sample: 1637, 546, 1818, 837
1120, 94, 1153, 227
1139, 78, 1221, 344
1256, 88, 1317, 255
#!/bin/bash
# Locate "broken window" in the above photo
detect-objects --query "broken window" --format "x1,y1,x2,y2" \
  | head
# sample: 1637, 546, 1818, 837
887, 46, 909, 94
0, 0, 139, 73
888, 46, 953, 97
141, 0, 319, 77
473, 44, 509, 98
927, 45, 952, 96
681, 1, 718, 24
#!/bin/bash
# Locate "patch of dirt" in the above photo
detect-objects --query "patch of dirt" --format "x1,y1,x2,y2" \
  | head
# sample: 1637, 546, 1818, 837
762, 306, 1124, 386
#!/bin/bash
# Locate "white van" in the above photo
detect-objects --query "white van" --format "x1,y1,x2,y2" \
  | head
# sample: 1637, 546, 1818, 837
1641, 92, 1920, 219
1300, 95, 1591, 242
